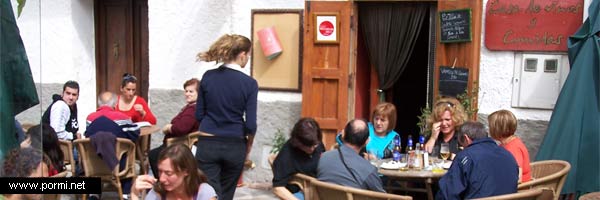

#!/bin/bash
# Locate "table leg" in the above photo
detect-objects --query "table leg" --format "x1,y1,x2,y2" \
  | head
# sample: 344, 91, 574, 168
426, 178, 434, 200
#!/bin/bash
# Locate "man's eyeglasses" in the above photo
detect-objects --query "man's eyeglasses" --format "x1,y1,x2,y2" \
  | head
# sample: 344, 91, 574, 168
436, 101, 455, 108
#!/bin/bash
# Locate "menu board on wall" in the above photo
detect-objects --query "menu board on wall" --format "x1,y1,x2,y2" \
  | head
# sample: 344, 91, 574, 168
439, 9, 472, 43
439, 66, 469, 97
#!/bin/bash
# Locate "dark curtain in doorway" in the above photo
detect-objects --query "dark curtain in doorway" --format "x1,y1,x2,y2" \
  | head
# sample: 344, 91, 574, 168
359, 3, 428, 98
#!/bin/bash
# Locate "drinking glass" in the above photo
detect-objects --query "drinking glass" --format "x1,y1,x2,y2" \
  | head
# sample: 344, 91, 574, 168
368, 150, 379, 166
440, 143, 450, 161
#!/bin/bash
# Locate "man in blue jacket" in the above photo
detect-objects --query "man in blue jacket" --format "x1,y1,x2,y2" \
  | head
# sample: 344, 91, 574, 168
436, 121, 518, 200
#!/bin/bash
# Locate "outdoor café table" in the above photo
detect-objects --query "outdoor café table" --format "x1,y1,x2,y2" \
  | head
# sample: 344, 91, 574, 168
136, 125, 160, 174
377, 159, 446, 200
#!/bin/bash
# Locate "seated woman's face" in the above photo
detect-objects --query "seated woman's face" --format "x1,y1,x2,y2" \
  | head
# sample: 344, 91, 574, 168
373, 115, 389, 135
120, 82, 137, 100
440, 110, 455, 135
184, 84, 198, 104
158, 158, 187, 192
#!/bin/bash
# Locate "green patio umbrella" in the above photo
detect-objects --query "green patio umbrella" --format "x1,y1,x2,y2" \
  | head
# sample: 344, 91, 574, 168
1, 0, 40, 158
535, 0, 600, 195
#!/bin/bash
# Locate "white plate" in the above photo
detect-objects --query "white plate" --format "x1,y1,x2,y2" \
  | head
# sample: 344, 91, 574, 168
380, 161, 407, 170
135, 121, 152, 127
443, 161, 452, 169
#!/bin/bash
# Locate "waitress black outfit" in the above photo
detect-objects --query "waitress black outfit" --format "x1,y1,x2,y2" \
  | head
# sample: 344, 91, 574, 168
195, 64, 258, 200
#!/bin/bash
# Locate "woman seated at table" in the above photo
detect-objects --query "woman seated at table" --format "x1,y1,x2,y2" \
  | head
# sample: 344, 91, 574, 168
116, 73, 157, 124
272, 118, 325, 200
131, 144, 217, 200
424, 97, 467, 158
335, 102, 399, 159
489, 109, 531, 183
148, 78, 200, 178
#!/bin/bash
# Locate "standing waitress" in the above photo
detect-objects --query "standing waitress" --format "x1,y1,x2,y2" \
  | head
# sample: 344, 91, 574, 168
195, 34, 257, 200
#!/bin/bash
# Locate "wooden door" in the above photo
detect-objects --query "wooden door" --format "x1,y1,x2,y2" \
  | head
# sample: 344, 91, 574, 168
95, 0, 149, 100
302, 1, 356, 149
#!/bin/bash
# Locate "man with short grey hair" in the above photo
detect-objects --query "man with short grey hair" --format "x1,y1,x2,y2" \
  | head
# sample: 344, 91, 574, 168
86, 91, 132, 126
317, 119, 385, 192
437, 121, 518, 199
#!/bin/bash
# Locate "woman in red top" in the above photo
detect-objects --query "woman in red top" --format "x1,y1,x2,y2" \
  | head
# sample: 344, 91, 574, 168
489, 109, 531, 183
116, 73, 157, 124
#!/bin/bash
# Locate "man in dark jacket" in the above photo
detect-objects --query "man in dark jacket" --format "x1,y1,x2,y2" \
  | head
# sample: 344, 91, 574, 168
436, 121, 519, 200
41, 80, 80, 140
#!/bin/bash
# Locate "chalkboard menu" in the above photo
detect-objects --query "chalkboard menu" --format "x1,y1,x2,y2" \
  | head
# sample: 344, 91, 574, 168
439, 9, 472, 43
439, 66, 469, 97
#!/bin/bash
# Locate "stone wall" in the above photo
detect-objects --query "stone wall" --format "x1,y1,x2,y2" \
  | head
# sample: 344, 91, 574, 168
16, 83, 63, 125
478, 114, 549, 160
148, 89, 302, 184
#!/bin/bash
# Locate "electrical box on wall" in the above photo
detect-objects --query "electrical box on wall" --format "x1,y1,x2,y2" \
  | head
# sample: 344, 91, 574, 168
512, 54, 570, 109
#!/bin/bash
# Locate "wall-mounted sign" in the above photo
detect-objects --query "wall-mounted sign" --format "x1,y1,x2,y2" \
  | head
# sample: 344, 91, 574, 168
485, 0, 583, 51
314, 12, 339, 44
439, 67, 469, 98
439, 9, 472, 43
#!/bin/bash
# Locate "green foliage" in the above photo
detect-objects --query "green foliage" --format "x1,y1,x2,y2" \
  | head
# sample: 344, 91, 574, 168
17, 0, 26, 17
457, 84, 479, 119
270, 129, 287, 154
417, 105, 432, 136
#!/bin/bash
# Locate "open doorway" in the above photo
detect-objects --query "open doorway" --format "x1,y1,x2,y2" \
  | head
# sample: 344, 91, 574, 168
354, 2, 436, 145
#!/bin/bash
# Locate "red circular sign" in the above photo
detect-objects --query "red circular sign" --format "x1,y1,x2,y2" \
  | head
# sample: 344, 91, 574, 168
319, 21, 334, 36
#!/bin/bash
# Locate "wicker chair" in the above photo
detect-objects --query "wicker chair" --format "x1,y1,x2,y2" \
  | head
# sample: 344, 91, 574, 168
517, 160, 571, 200
165, 131, 201, 148
472, 188, 553, 200
310, 178, 413, 200
58, 140, 76, 176
74, 138, 136, 200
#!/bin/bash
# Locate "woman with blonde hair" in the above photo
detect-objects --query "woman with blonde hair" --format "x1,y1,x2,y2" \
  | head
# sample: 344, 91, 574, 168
424, 97, 468, 157
194, 34, 258, 200
489, 109, 531, 182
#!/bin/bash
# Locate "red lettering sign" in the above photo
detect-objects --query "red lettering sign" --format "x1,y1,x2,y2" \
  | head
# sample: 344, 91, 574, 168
485, 0, 583, 51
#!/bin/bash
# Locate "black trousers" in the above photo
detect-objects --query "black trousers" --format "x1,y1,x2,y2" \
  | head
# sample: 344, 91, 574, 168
195, 136, 246, 200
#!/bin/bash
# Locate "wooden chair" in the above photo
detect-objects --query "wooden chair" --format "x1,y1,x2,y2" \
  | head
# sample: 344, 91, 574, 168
58, 140, 76, 176
74, 138, 136, 200
472, 189, 553, 200
165, 131, 201, 148
517, 160, 571, 200
310, 178, 413, 200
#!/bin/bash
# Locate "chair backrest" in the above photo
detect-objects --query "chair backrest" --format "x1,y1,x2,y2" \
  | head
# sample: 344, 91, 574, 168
310, 178, 412, 200
165, 131, 201, 148
472, 189, 553, 200
74, 137, 136, 199
517, 160, 571, 200
58, 140, 76, 176
43, 171, 70, 200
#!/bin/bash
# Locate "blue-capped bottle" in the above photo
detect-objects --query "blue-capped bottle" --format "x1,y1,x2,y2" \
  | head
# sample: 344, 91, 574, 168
392, 135, 401, 162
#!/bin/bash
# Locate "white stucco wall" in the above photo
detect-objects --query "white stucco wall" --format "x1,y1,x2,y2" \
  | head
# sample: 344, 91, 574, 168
15, 0, 587, 125
147, 0, 303, 102
478, 0, 587, 121
13, 0, 96, 129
